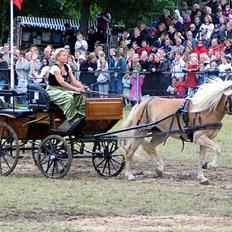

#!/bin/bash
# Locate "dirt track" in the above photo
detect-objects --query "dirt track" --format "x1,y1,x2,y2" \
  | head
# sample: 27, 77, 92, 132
4, 151, 232, 231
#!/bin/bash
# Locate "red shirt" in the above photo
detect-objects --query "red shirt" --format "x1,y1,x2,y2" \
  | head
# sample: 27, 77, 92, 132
185, 64, 199, 88
209, 44, 222, 54
175, 81, 186, 97
193, 46, 208, 59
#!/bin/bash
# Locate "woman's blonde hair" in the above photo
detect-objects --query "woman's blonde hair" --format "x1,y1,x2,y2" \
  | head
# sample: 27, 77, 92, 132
53, 48, 68, 62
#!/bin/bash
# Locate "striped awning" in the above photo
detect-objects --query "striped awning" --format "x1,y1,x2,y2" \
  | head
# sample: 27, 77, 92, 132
17, 16, 97, 31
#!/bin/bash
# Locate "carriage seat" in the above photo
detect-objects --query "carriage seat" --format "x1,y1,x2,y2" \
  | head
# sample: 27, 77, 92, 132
28, 83, 62, 113
0, 108, 33, 117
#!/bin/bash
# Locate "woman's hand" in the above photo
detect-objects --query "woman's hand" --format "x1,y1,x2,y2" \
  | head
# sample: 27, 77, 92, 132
75, 86, 87, 93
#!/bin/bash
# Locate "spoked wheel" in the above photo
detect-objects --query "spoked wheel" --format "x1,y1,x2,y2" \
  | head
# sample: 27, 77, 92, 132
0, 122, 20, 176
37, 135, 72, 179
92, 140, 125, 177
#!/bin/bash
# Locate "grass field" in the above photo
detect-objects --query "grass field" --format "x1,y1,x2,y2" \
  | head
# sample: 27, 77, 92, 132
1, 114, 232, 232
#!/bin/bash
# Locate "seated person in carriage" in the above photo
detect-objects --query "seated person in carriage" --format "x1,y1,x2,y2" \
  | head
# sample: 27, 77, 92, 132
46, 48, 87, 126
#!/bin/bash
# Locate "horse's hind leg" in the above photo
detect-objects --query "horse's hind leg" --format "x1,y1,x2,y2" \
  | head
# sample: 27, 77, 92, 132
124, 138, 143, 181
141, 137, 165, 177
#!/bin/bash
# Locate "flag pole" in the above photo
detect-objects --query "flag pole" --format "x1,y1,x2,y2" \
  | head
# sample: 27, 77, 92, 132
10, 0, 14, 90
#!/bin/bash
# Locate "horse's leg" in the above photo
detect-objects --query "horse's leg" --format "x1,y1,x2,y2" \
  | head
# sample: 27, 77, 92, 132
124, 138, 143, 181
141, 137, 165, 176
194, 134, 221, 184
197, 145, 208, 184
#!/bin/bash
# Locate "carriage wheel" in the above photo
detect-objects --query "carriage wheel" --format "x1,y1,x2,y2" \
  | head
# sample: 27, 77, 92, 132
0, 122, 20, 176
92, 140, 125, 177
37, 135, 72, 179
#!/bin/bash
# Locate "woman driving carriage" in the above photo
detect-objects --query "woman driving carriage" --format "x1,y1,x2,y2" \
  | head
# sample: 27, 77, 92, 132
46, 48, 86, 126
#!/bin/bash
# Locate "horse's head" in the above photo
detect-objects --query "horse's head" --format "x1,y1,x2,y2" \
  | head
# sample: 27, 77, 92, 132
223, 89, 232, 115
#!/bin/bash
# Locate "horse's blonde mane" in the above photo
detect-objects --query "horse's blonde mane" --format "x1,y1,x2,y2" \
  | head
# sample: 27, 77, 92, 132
191, 79, 232, 113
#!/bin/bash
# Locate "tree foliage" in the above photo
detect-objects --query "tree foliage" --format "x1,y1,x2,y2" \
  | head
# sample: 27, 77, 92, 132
0, 0, 176, 43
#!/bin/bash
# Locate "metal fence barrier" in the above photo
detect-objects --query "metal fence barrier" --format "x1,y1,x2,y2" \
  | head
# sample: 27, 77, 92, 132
1, 68, 232, 105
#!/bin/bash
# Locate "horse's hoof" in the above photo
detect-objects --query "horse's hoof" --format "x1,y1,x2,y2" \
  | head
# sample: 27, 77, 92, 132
128, 174, 136, 181
199, 179, 209, 185
156, 168, 163, 177
202, 161, 209, 169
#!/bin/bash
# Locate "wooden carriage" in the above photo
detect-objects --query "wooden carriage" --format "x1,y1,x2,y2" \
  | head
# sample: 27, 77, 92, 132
0, 84, 124, 178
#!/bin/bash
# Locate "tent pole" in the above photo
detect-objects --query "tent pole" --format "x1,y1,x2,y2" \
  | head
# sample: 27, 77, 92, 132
10, 0, 14, 90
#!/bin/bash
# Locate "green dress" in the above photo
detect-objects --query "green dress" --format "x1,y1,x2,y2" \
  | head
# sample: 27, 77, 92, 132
46, 85, 85, 120
46, 64, 85, 121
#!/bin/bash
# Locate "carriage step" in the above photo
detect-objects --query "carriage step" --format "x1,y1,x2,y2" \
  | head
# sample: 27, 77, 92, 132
52, 117, 84, 133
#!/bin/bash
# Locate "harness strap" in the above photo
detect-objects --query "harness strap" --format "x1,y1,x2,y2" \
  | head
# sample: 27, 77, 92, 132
136, 97, 155, 126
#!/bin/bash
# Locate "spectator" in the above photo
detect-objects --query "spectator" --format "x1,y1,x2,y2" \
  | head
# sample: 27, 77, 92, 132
225, 22, 232, 39
223, 39, 232, 56
137, 40, 152, 55
189, 23, 198, 38
30, 57, 50, 84
184, 56, 199, 96
167, 77, 177, 96
41, 46, 53, 65
118, 29, 134, 48
87, 27, 100, 52
171, 51, 186, 79
180, 1, 192, 25
96, 9, 111, 43
159, 8, 172, 28
67, 56, 78, 77
199, 15, 215, 39
139, 50, 149, 70
209, 37, 222, 54
15, 52, 29, 103
122, 73, 131, 107
206, 0, 221, 14
109, 51, 126, 94
96, 57, 110, 97
193, 40, 208, 59
132, 27, 142, 46
184, 31, 198, 47
75, 34, 88, 54
204, 59, 220, 80
211, 15, 227, 39
173, 9, 184, 32
127, 53, 144, 102
29, 50, 42, 83
173, 37, 185, 54
131, 40, 140, 54
175, 75, 186, 98
168, 25, 177, 44
194, 15, 202, 33
218, 56, 232, 79
62, 23, 76, 55
80, 52, 97, 90
190, 3, 201, 22
2, 43, 10, 65
223, 3, 232, 18
94, 45, 104, 58
139, 22, 150, 43
0, 53, 9, 102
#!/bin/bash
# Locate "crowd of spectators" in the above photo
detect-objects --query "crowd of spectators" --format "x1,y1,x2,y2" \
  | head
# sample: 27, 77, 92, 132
1, 0, 232, 105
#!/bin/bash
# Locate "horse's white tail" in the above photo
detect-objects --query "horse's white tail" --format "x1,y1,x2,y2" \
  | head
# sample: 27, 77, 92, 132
119, 103, 140, 154
122, 103, 139, 129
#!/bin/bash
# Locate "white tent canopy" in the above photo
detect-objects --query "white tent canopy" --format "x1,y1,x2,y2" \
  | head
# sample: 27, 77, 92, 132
17, 16, 97, 31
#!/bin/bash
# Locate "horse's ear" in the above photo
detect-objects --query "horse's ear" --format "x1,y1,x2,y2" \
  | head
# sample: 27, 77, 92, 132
224, 89, 232, 96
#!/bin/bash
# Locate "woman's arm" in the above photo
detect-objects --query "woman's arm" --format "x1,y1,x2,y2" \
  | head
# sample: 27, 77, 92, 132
69, 70, 86, 90
54, 69, 85, 93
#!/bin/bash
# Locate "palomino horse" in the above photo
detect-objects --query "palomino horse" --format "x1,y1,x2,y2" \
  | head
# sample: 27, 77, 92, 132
122, 79, 232, 184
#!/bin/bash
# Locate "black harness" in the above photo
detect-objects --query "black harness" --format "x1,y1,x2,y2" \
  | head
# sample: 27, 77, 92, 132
135, 97, 224, 150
